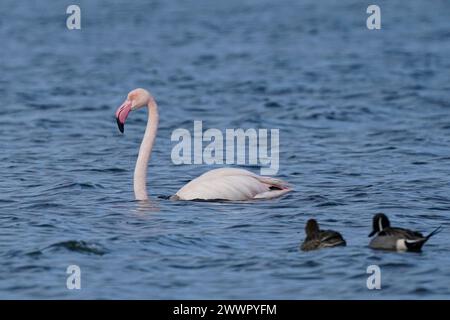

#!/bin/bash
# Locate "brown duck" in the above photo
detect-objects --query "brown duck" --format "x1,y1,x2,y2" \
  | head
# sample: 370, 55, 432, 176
300, 219, 347, 251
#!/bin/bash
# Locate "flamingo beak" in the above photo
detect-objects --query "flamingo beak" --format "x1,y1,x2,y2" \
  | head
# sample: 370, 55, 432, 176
115, 100, 132, 133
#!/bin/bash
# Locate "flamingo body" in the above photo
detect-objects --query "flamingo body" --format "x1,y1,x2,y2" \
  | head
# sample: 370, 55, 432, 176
174, 168, 291, 201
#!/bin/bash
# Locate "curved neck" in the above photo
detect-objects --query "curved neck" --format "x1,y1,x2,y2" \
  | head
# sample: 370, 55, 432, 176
134, 98, 159, 200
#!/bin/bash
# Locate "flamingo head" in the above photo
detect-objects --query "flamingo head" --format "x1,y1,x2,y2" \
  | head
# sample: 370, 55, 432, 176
115, 88, 151, 133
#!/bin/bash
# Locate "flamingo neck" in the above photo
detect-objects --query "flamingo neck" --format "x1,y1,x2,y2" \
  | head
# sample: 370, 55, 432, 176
134, 98, 159, 200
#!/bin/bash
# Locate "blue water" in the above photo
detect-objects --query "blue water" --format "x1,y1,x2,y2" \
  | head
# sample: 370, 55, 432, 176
1, 0, 450, 299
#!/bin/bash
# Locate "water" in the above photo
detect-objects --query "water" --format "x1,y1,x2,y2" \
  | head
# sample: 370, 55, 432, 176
1, 0, 450, 299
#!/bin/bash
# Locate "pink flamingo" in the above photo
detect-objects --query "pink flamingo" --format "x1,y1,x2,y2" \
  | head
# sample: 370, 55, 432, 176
115, 88, 292, 201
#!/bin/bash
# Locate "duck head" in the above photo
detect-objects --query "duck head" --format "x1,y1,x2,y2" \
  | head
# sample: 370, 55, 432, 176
369, 213, 390, 237
305, 219, 320, 238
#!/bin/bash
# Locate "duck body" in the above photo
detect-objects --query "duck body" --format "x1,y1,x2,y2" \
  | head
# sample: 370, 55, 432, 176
368, 213, 442, 252
300, 219, 346, 251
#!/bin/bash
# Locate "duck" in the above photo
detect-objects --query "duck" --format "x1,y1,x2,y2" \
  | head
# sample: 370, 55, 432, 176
300, 219, 347, 251
368, 213, 442, 252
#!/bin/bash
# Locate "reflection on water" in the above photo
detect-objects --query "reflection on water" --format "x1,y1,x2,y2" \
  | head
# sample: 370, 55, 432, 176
134, 199, 161, 214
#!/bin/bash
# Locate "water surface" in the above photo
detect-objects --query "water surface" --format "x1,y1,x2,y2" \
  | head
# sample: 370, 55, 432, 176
1, 0, 450, 299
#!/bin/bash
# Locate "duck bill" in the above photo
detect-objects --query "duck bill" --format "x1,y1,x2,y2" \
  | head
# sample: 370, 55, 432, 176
115, 100, 132, 133
368, 230, 376, 237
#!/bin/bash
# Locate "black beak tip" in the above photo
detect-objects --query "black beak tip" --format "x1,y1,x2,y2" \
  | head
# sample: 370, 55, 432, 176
368, 231, 375, 237
116, 117, 124, 133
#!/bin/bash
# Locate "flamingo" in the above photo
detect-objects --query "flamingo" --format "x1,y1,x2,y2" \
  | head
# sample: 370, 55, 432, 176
115, 88, 292, 201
